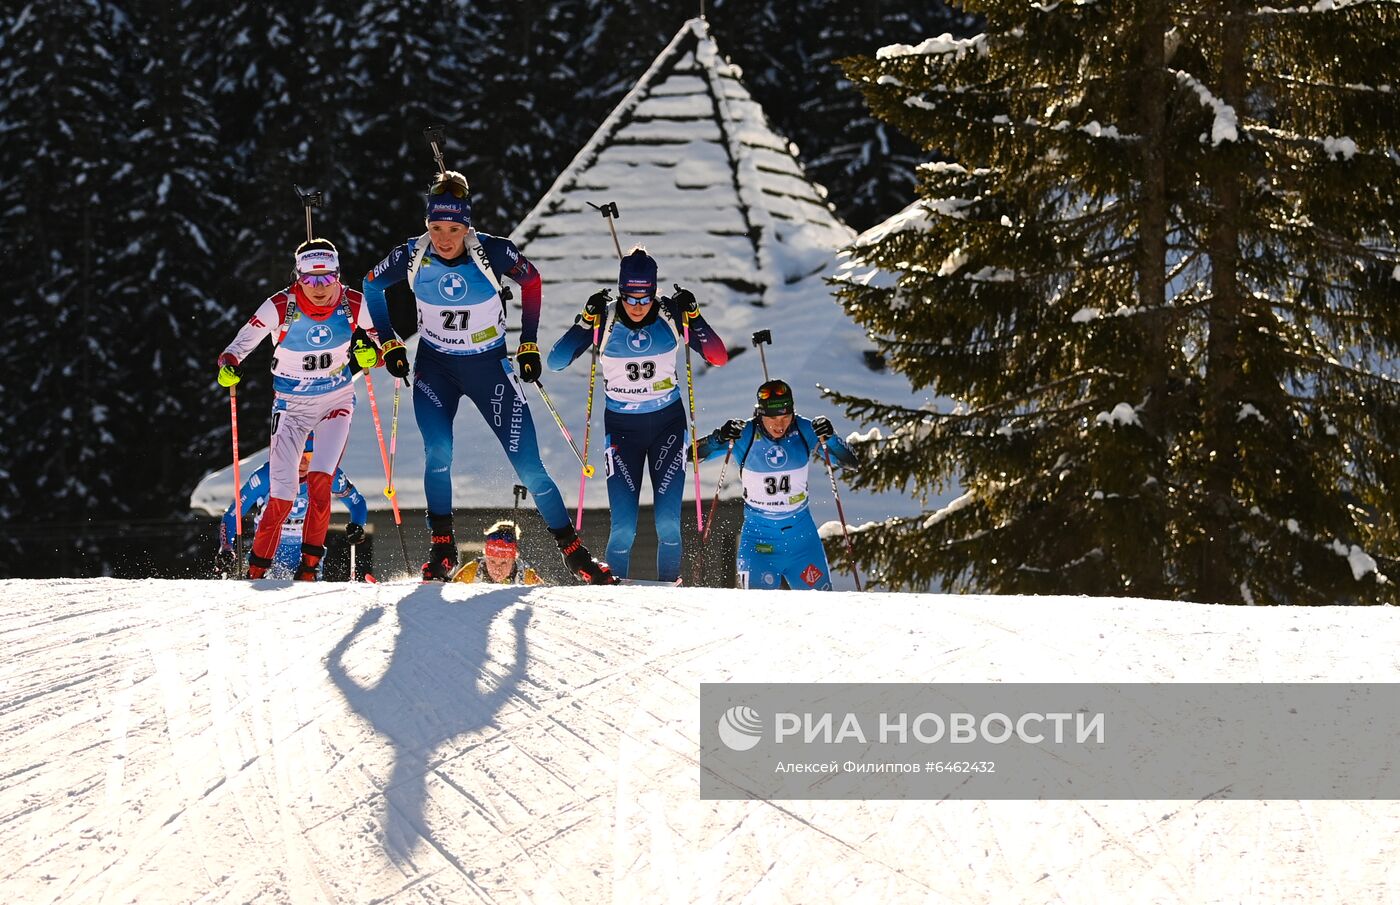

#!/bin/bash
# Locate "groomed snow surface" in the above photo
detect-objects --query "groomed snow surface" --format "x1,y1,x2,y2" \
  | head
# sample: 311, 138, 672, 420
4, 579, 1399, 903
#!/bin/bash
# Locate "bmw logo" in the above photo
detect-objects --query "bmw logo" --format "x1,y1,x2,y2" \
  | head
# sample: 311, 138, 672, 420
438, 272, 467, 300
626, 331, 652, 353
306, 324, 333, 347
764, 445, 788, 467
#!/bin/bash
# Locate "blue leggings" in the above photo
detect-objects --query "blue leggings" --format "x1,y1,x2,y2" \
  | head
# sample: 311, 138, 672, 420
736, 510, 832, 590
603, 402, 687, 580
413, 345, 568, 529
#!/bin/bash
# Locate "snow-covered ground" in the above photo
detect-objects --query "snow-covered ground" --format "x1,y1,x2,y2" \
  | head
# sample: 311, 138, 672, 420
4, 579, 1399, 903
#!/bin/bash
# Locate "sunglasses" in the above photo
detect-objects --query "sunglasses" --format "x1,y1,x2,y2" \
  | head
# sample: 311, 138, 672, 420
622, 293, 653, 306
429, 179, 469, 198
757, 385, 790, 400
298, 272, 340, 287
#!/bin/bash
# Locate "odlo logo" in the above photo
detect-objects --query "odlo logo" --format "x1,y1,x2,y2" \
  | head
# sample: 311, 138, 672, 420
717, 705, 762, 751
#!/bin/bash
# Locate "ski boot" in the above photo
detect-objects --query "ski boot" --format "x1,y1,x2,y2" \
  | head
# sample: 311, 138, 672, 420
421, 514, 458, 581
247, 552, 273, 580
550, 525, 618, 585
295, 544, 323, 582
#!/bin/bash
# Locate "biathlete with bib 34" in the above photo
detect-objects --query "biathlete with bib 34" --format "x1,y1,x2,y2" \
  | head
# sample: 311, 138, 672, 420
695, 380, 858, 590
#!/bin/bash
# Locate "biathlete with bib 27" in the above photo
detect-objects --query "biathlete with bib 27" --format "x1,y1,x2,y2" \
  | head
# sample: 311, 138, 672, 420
362, 169, 614, 583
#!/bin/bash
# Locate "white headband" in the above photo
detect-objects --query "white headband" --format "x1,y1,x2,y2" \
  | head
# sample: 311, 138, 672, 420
294, 248, 340, 275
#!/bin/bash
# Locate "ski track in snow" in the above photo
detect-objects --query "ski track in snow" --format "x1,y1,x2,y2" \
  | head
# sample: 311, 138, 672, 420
2, 579, 1400, 903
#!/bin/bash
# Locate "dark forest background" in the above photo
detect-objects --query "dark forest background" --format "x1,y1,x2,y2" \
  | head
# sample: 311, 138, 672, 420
0, 0, 972, 577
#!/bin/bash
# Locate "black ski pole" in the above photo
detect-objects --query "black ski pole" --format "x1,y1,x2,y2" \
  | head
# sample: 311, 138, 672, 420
293, 184, 323, 241
752, 330, 772, 381
586, 200, 624, 259
423, 125, 448, 176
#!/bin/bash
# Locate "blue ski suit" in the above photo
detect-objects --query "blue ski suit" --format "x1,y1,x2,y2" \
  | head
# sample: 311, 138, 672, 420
220, 462, 368, 578
362, 233, 570, 529
549, 297, 726, 580
695, 417, 857, 590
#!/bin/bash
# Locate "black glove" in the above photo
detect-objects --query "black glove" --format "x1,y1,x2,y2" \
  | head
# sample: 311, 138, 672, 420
582, 289, 610, 325
812, 416, 835, 441
516, 343, 542, 383
214, 548, 237, 577
345, 523, 366, 545
671, 284, 699, 319
382, 340, 410, 380
717, 419, 745, 442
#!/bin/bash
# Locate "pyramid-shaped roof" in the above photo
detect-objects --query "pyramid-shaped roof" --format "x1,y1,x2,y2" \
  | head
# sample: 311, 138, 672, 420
512, 17, 852, 310
192, 19, 935, 546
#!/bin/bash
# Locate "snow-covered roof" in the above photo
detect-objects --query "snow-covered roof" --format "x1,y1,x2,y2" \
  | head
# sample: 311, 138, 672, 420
511, 16, 852, 307
191, 18, 938, 535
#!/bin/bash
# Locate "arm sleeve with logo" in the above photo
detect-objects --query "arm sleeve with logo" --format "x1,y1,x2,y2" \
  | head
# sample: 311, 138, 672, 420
481, 234, 542, 347
352, 293, 380, 347
682, 309, 728, 366
696, 421, 755, 462
361, 241, 411, 342
219, 463, 271, 550
798, 417, 858, 468
547, 320, 598, 371
333, 471, 369, 524
222, 297, 280, 364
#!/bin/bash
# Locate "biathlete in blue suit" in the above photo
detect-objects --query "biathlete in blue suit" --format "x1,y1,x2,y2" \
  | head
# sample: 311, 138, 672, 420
695, 380, 858, 590
217, 436, 368, 580
548, 248, 728, 581
362, 169, 613, 583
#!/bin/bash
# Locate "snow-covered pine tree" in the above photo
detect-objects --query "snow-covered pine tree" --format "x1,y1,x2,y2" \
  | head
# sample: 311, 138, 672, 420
833, 0, 1400, 604
712, 0, 979, 231
340, 0, 482, 244
0, 1, 137, 571
78, 0, 240, 560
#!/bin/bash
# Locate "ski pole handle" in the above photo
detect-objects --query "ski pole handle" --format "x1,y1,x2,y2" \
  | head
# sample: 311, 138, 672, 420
752, 330, 772, 381
424, 125, 448, 176
587, 201, 623, 259
293, 184, 323, 241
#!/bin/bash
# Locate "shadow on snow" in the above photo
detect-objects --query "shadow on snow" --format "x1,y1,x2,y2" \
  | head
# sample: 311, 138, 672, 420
327, 584, 532, 863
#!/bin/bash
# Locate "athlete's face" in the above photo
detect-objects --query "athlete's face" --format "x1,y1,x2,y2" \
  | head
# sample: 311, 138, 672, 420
428, 220, 468, 258
484, 554, 515, 582
298, 275, 340, 305
759, 413, 793, 440
620, 290, 654, 323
